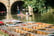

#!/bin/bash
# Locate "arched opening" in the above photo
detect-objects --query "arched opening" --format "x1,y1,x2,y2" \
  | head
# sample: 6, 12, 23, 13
11, 1, 24, 14
0, 2, 7, 16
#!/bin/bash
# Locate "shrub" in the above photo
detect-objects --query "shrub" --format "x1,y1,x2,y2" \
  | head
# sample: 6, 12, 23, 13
41, 11, 54, 24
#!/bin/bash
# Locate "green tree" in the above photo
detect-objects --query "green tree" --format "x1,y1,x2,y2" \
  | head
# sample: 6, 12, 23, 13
23, 0, 48, 14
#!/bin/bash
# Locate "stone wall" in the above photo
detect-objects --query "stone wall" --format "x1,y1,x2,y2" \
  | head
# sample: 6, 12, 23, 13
0, 0, 22, 11
0, 0, 22, 19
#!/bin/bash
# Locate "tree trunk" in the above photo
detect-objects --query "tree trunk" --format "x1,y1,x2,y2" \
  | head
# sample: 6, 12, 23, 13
28, 6, 33, 15
28, 6, 34, 21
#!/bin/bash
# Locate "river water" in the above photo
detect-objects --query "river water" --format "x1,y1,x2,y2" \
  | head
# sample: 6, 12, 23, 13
0, 14, 41, 22
0, 14, 54, 24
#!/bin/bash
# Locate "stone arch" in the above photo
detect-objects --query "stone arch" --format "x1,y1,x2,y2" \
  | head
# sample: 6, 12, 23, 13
11, 1, 24, 14
0, 2, 7, 16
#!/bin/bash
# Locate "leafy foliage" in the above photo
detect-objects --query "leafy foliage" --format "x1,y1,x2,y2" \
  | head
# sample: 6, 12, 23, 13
23, 0, 48, 14
41, 11, 54, 24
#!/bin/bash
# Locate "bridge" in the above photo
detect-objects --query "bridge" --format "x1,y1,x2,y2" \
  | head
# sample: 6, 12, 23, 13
0, 0, 25, 19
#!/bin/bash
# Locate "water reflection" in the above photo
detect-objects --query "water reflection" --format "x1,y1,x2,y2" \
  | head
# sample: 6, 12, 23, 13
12, 14, 35, 22
26, 15, 29, 21
0, 14, 54, 24
18, 16, 21, 20
0, 14, 40, 22
0, 16, 5, 20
